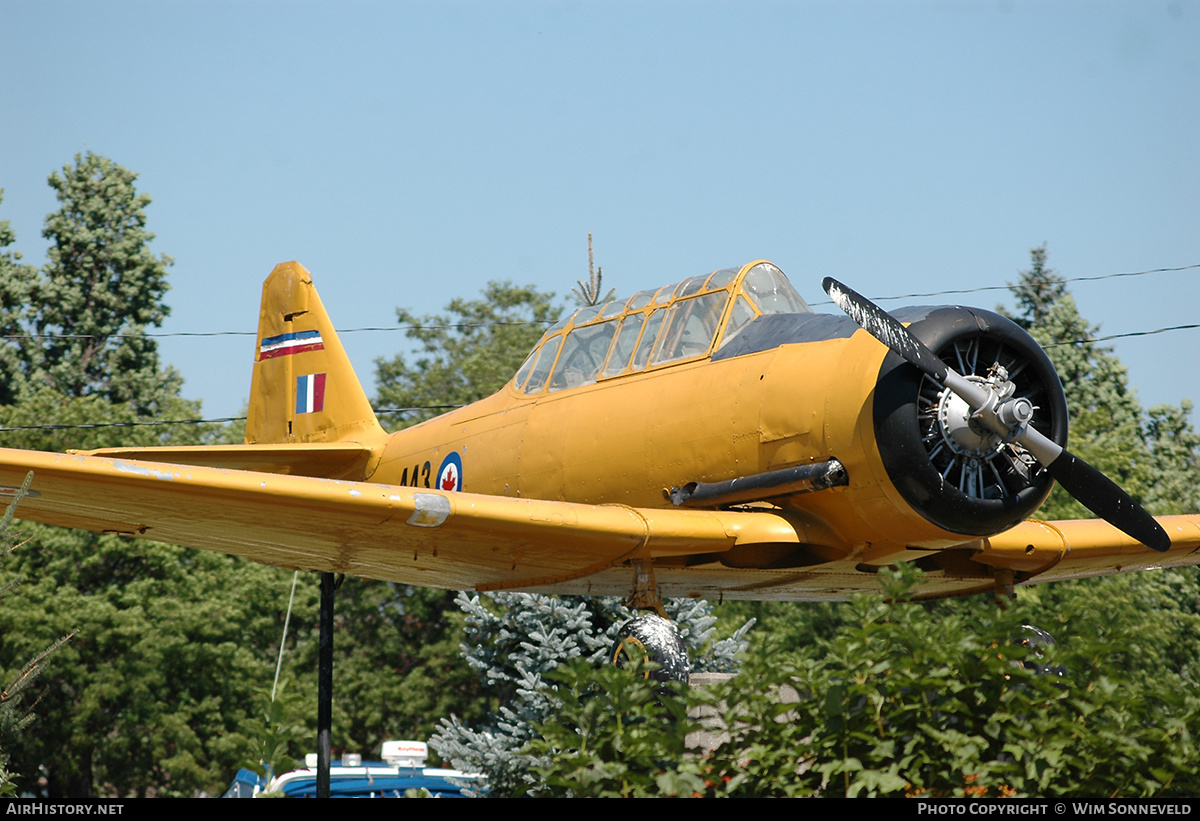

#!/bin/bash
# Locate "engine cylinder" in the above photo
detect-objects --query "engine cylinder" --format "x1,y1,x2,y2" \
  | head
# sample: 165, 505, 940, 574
873, 306, 1068, 536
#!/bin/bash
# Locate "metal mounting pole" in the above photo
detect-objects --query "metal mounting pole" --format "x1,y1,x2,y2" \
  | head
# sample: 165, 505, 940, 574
317, 571, 335, 798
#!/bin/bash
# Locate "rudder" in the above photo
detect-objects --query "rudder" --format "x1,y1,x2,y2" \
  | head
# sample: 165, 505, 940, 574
246, 261, 384, 446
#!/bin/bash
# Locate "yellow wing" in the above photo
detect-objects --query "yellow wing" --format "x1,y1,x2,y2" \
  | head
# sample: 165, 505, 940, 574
2, 446, 1198, 601
0, 448, 801, 593
972, 516, 1200, 584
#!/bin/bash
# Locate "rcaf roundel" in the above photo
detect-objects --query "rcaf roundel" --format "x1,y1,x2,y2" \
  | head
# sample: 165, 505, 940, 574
437, 452, 463, 492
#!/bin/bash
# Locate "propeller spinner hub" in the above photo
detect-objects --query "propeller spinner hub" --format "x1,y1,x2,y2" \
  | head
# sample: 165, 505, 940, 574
935, 379, 1004, 458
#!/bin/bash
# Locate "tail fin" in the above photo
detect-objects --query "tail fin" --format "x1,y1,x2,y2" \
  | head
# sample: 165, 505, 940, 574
246, 261, 384, 446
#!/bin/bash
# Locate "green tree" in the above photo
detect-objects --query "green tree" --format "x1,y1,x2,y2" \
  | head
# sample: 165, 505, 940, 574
1144, 400, 1200, 516
0, 522, 308, 797
0, 193, 38, 406
1007, 243, 1066, 330
285, 580, 488, 761
432, 592, 752, 796
0, 477, 71, 796
1004, 245, 1149, 519
30, 153, 179, 413
532, 568, 1200, 798
374, 281, 561, 430
0, 157, 272, 797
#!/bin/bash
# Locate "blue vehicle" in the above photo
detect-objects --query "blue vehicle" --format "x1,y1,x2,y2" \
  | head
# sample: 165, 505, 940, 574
222, 740, 477, 798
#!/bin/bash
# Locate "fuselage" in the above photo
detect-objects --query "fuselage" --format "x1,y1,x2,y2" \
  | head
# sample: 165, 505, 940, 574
365, 260, 1066, 572
72, 258, 1154, 602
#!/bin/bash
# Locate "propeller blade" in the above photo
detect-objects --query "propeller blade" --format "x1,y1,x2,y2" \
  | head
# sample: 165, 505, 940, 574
822, 277, 948, 383
822, 277, 1170, 553
1044, 449, 1171, 552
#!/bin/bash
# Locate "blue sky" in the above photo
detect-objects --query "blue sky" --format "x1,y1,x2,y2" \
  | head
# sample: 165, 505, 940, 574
1, 0, 1197, 421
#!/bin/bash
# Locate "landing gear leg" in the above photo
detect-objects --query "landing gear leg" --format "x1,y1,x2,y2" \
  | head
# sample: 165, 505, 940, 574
625, 558, 668, 618
993, 568, 1015, 607
612, 559, 690, 683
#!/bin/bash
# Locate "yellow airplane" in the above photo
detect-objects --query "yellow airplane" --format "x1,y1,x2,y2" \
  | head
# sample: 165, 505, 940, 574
0, 260, 1198, 618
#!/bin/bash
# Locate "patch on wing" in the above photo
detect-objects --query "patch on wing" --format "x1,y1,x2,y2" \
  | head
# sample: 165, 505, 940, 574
407, 493, 450, 527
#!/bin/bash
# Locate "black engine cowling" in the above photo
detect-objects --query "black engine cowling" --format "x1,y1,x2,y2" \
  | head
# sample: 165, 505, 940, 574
873, 306, 1069, 537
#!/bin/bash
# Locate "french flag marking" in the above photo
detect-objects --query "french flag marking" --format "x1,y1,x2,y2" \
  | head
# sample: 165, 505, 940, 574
296, 373, 327, 414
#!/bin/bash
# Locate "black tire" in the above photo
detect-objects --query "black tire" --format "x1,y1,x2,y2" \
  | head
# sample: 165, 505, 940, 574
610, 614, 690, 683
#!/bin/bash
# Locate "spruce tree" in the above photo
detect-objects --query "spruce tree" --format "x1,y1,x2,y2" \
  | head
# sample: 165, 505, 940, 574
1007, 243, 1066, 330
1005, 245, 1151, 518
1144, 400, 1200, 515
431, 592, 752, 796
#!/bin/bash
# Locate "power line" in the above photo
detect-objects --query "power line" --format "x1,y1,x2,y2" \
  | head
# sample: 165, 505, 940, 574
3, 310, 1195, 436
0, 416, 244, 432
3, 262, 1195, 341
1043, 323, 1200, 348
0, 262, 1194, 435
808, 262, 1200, 305
0, 320, 554, 342
0, 406, 468, 433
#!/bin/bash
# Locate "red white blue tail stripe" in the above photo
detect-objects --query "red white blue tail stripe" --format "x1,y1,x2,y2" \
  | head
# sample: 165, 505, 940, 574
260, 331, 325, 360
296, 373, 327, 414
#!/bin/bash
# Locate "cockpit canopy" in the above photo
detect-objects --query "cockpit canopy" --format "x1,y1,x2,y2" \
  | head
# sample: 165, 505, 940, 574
512, 261, 810, 395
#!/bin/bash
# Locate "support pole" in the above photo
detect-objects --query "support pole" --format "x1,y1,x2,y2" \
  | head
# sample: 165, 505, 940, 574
317, 572, 335, 798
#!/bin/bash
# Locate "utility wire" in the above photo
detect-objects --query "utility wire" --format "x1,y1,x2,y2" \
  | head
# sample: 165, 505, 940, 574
0, 406, 467, 433
0, 416, 245, 432
0, 320, 554, 341
3, 262, 1195, 341
1043, 324, 1200, 348
859, 262, 1198, 304
0, 262, 1194, 435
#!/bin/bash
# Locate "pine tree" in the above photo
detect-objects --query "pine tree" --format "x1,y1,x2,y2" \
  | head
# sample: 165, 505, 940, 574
571, 233, 616, 307
0, 193, 38, 406
1144, 400, 1200, 516
0, 156, 269, 797
26, 153, 184, 415
1007, 243, 1066, 330
1005, 246, 1151, 518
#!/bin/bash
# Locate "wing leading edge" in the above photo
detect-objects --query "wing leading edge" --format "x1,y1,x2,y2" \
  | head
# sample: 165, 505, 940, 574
1, 447, 1197, 600
0, 448, 802, 593
972, 516, 1200, 583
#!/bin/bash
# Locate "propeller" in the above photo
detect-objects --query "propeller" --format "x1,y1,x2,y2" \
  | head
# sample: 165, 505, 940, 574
822, 277, 1170, 552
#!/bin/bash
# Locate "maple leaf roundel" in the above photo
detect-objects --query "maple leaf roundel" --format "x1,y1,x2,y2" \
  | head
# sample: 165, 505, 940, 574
437, 452, 463, 492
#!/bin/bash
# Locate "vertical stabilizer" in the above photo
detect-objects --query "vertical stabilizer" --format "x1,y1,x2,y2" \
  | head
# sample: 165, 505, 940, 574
246, 262, 384, 446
